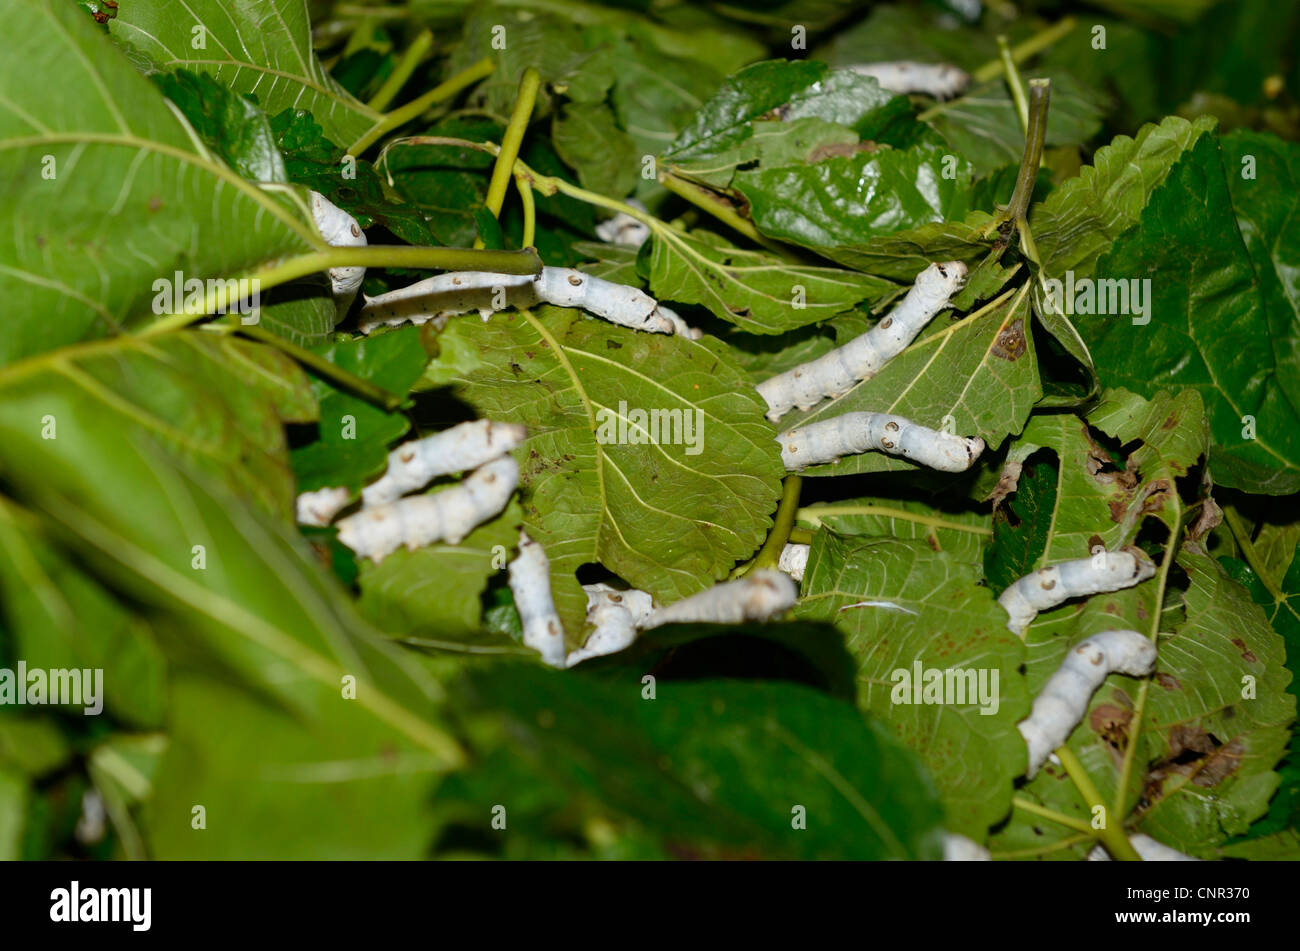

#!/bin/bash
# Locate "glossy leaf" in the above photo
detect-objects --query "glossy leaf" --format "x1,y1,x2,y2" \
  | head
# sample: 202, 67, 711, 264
784, 286, 1041, 477
796, 533, 1030, 837
648, 228, 895, 334
111, 0, 381, 148
424, 306, 784, 637
0, 0, 324, 365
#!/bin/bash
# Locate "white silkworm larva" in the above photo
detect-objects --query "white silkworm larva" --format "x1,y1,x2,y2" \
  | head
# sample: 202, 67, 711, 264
564, 583, 656, 668
335, 455, 518, 562
594, 202, 651, 248
1088, 833, 1200, 862
1018, 630, 1157, 778
778, 543, 810, 582
755, 261, 967, 421
844, 62, 971, 99
295, 485, 351, 527
508, 530, 567, 668
310, 191, 367, 316
361, 420, 528, 508
998, 549, 1156, 636
357, 267, 687, 336
644, 570, 797, 629
944, 834, 991, 861
777, 412, 984, 472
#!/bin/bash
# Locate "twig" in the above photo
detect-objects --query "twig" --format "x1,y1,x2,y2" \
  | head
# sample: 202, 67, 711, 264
476, 67, 541, 249
349, 56, 494, 156
366, 28, 434, 112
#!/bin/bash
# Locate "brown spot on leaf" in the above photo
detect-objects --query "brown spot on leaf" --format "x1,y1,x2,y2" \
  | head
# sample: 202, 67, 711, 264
808, 141, 881, 162
1090, 704, 1134, 752
1230, 638, 1258, 663
1155, 672, 1181, 690
147, 195, 163, 212
991, 317, 1027, 360
1161, 412, 1178, 430
984, 459, 1024, 508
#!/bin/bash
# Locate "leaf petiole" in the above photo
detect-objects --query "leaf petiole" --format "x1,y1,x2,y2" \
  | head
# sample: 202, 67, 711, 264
366, 28, 435, 112
476, 67, 541, 249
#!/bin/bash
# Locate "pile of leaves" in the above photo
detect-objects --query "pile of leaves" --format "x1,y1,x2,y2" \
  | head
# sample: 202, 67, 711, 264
2, 0, 1298, 860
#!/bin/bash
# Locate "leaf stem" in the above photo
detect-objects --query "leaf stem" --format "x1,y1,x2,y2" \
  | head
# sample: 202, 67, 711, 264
139, 245, 541, 337
1113, 516, 1182, 819
657, 170, 801, 262
476, 67, 541, 249
1056, 745, 1142, 860
349, 56, 494, 156
787, 527, 813, 545
234, 324, 405, 412
1012, 795, 1096, 835
750, 476, 803, 573
998, 36, 1031, 134
796, 505, 991, 536
366, 28, 434, 112
1004, 79, 1051, 225
971, 17, 1078, 83
515, 170, 537, 249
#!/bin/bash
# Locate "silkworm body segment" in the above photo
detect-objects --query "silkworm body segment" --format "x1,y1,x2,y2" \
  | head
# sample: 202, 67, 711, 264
336, 455, 518, 563
756, 261, 967, 421
509, 530, 567, 668
1018, 629, 1157, 777
362, 420, 528, 508
778, 412, 984, 472
998, 549, 1156, 636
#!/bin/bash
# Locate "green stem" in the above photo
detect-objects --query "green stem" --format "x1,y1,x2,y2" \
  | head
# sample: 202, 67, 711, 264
1004, 79, 1051, 225
657, 170, 800, 262
1113, 517, 1182, 819
366, 28, 434, 112
140, 245, 541, 336
476, 67, 541, 249
750, 476, 803, 573
349, 56, 494, 157
787, 527, 813, 545
234, 324, 404, 412
971, 17, 1078, 83
1057, 746, 1142, 861
1224, 507, 1286, 601
515, 170, 536, 249
998, 36, 1031, 135
1012, 796, 1096, 835
796, 504, 991, 536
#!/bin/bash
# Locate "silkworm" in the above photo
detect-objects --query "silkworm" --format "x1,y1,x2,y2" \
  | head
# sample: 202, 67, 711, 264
1088, 833, 1199, 862
508, 530, 567, 668
777, 412, 984, 472
564, 582, 656, 668
778, 542, 810, 581
594, 204, 651, 248
1018, 630, 1157, 778
755, 261, 967, 421
310, 191, 366, 317
944, 834, 991, 861
357, 267, 688, 336
295, 485, 351, 527
844, 62, 971, 99
361, 420, 527, 508
644, 570, 797, 629
335, 455, 518, 562
998, 549, 1156, 636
